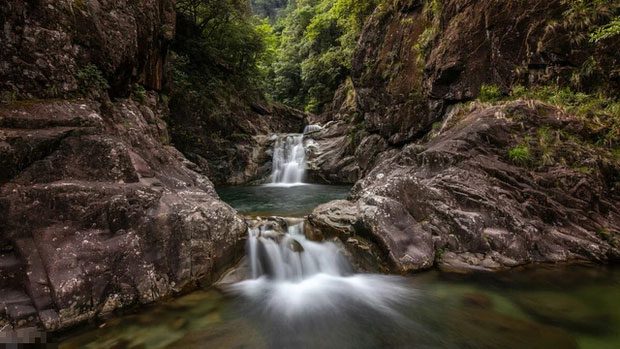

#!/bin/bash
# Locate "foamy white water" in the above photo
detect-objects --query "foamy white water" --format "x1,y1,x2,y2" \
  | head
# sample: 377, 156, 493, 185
231, 221, 414, 320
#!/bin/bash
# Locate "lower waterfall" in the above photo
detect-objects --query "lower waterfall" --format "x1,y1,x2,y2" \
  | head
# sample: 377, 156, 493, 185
231, 220, 414, 329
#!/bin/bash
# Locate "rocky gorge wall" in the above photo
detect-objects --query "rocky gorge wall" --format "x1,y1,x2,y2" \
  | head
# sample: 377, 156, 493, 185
307, 0, 620, 272
0, 0, 246, 334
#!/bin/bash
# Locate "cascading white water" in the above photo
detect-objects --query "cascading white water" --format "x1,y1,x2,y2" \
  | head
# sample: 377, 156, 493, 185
271, 134, 306, 185
246, 221, 352, 281
232, 220, 414, 321
303, 124, 323, 134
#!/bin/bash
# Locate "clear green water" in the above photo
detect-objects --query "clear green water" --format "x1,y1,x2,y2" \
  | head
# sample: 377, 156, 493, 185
58, 265, 620, 349
216, 184, 352, 217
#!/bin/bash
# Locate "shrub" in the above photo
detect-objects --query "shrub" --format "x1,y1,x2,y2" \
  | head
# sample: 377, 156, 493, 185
508, 144, 532, 166
478, 84, 503, 102
76, 64, 109, 94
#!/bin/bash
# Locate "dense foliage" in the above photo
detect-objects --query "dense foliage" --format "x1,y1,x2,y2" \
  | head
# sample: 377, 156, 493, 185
265, 0, 380, 113
173, 0, 268, 94
251, 0, 289, 20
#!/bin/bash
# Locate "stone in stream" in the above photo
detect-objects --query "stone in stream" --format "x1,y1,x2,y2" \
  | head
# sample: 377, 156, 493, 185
308, 102, 620, 274
286, 238, 305, 253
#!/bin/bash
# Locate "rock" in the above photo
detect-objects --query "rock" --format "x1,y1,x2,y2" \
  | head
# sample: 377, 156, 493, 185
214, 257, 251, 289
0, 0, 176, 98
310, 101, 620, 273
0, 98, 248, 332
286, 238, 304, 253
169, 99, 308, 185
308, 198, 435, 273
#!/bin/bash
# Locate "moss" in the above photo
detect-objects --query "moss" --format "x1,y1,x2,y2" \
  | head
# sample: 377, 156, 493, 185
131, 84, 147, 104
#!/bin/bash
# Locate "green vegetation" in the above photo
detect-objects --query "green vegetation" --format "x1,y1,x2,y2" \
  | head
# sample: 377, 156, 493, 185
473, 83, 620, 170
590, 17, 620, 42
413, 0, 442, 65
508, 144, 532, 166
478, 84, 503, 103
510, 85, 620, 147
170, 0, 273, 139
76, 64, 109, 95
131, 84, 147, 104
251, 0, 289, 20
170, 0, 383, 116
265, 0, 380, 113
478, 84, 620, 148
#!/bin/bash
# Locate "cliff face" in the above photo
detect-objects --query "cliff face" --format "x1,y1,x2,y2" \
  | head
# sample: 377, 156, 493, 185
308, 0, 620, 272
169, 97, 307, 185
0, 0, 246, 332
0, 0, 175, 100
309, 0, 619, 184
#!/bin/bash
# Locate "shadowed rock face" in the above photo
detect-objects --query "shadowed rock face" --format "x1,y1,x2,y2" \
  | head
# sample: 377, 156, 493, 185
0, 0, 248, 332
0, 98, 247, 331
309, 101, 620, 273
0, 0, 175, 99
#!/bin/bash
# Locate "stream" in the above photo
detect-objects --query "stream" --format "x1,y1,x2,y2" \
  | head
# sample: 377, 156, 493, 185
57, 132, 620, 348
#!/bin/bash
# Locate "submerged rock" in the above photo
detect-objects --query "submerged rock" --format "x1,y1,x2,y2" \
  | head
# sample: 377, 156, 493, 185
513, 292, 615, 334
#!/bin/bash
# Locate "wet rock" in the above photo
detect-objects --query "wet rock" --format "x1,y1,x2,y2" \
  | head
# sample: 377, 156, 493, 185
309, 198, 434, 273
214, 258, 251, 289
286, 238, 305, 253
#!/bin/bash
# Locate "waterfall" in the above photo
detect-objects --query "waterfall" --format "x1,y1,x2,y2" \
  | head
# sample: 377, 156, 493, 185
271, 134, 306, 185
231, 220, 413, 322
246, 221, 352, 281
303, 124, 323, 134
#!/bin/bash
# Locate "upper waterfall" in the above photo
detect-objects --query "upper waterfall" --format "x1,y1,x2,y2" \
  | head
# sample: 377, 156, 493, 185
271, 134, 306, 185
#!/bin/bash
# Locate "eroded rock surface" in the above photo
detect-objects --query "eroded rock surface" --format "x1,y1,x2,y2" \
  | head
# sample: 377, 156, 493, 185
0, 98, 246, 331
309, 101, 620, 273
0, 0, 175, 99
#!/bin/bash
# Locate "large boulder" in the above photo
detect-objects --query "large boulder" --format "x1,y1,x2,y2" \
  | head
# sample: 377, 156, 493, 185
0, 0, 248, 333
309, 101, 620, 273
0, 97, 247, 331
